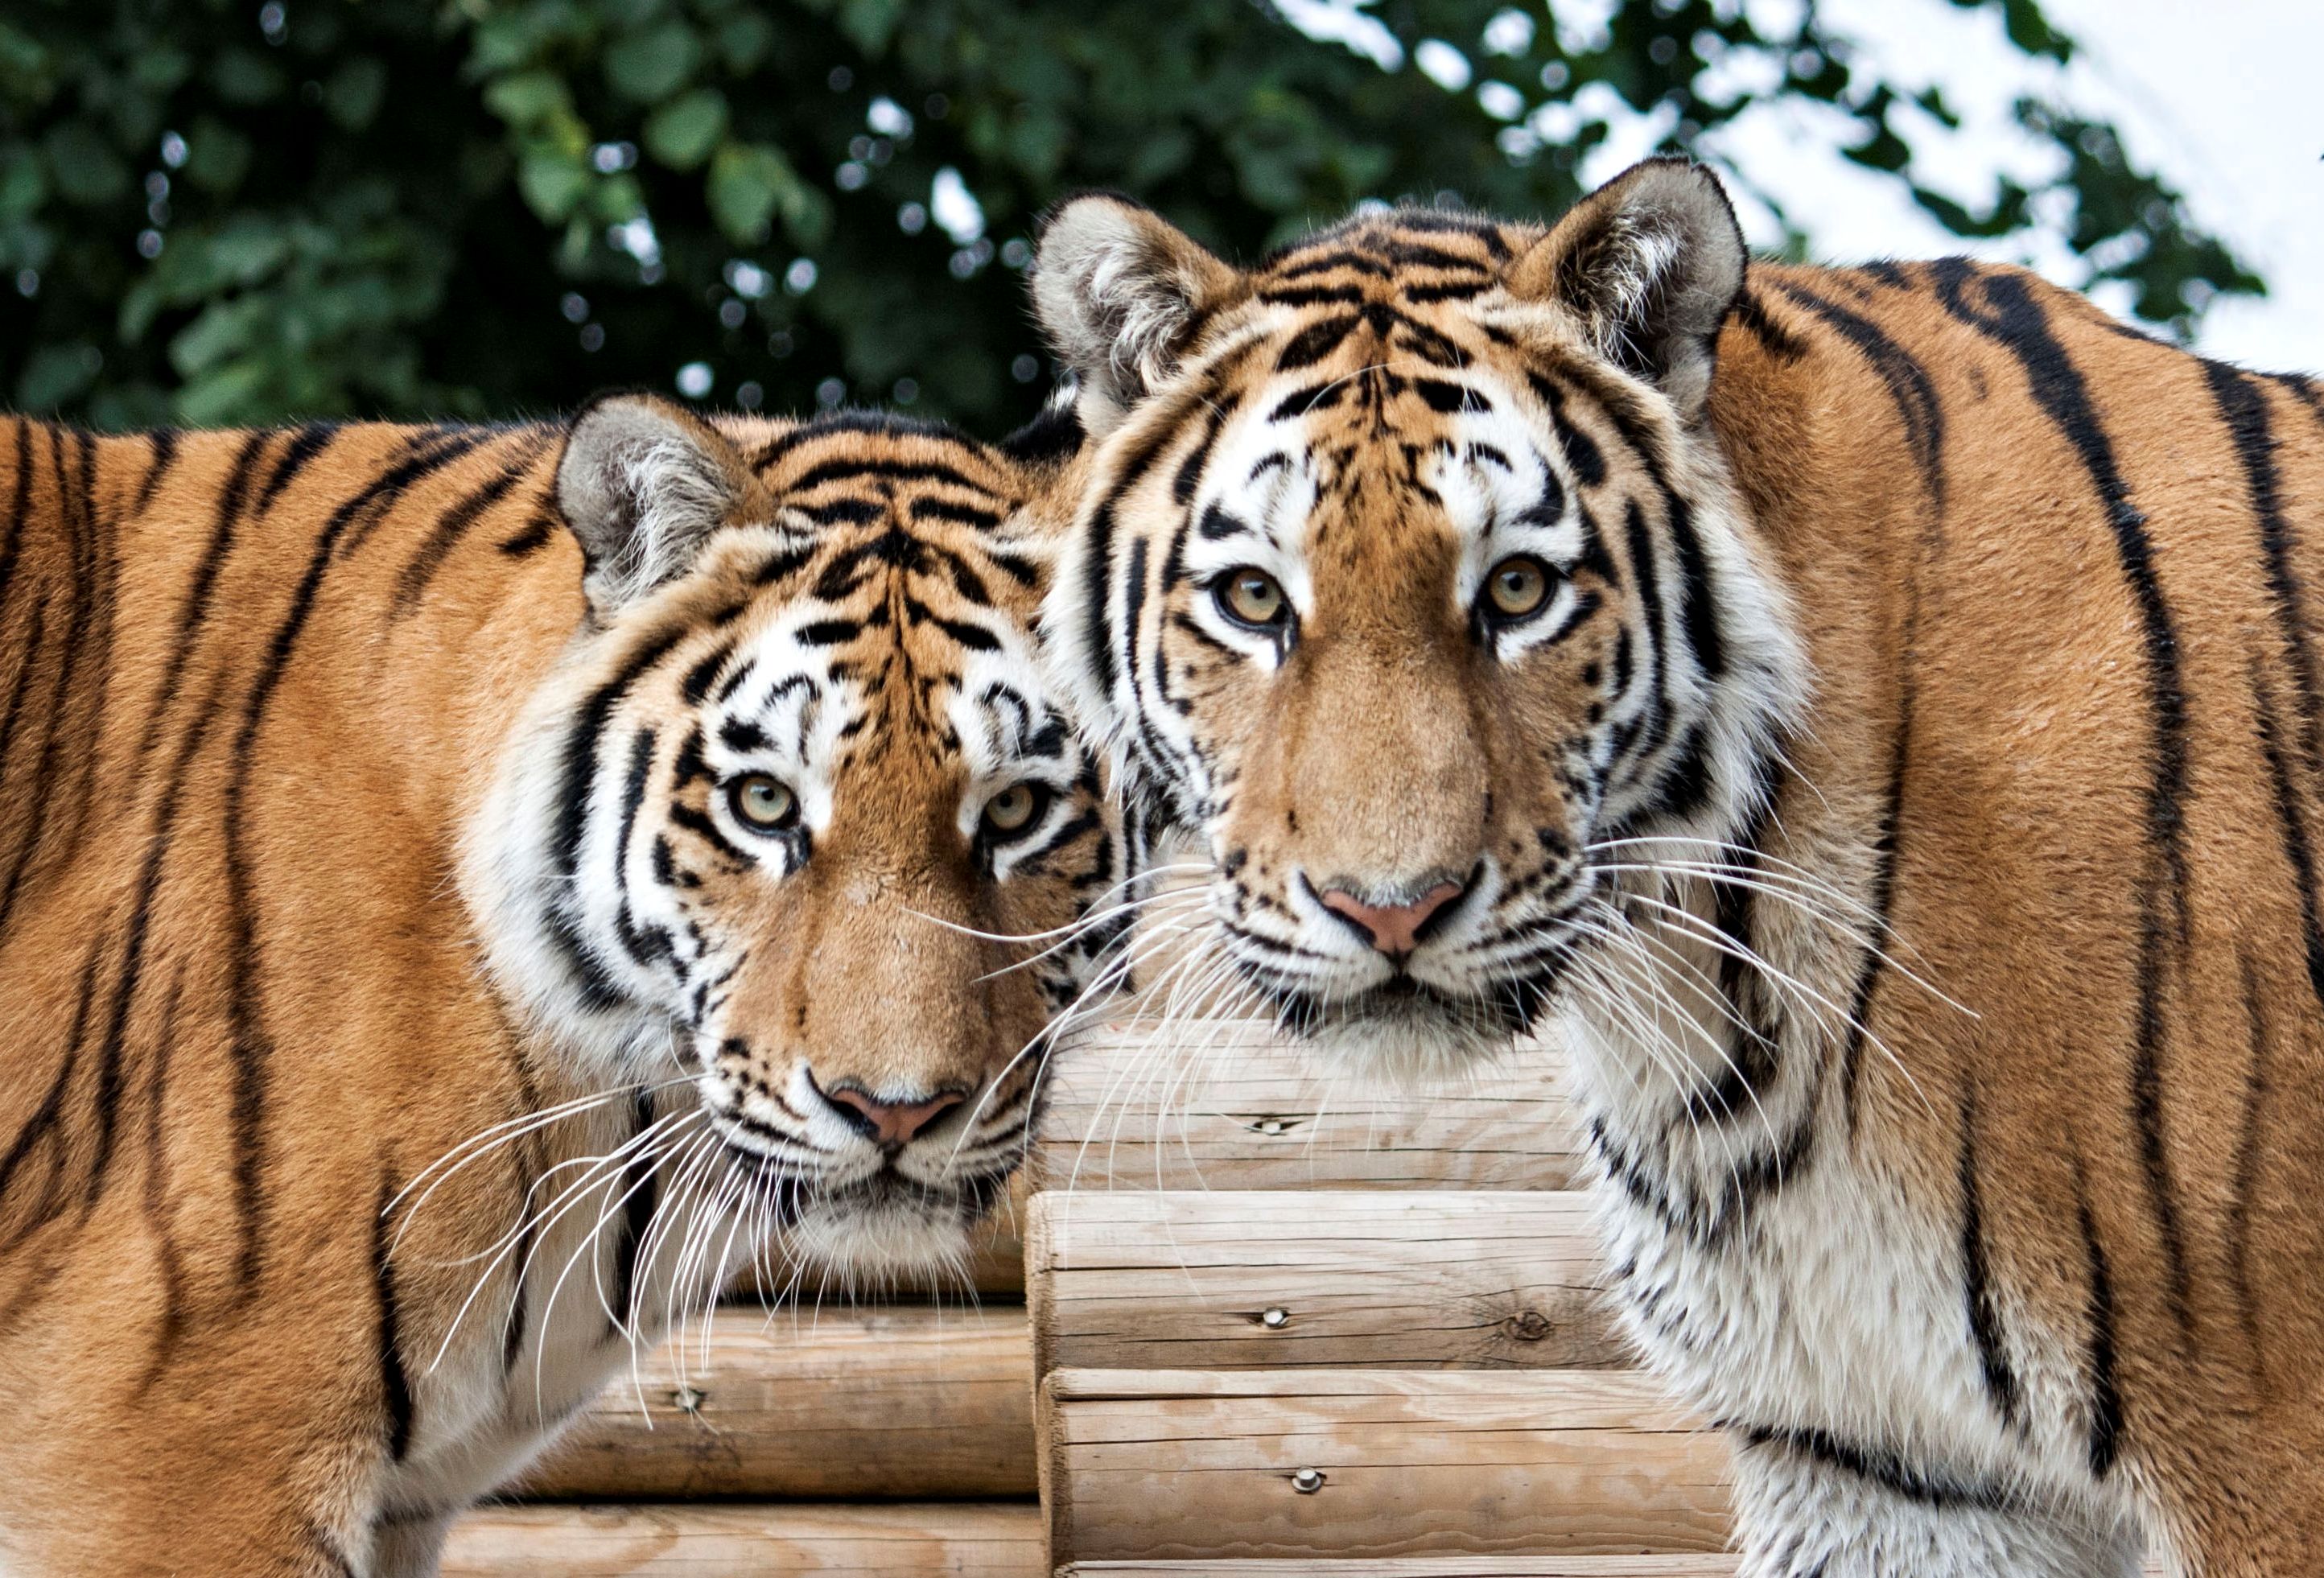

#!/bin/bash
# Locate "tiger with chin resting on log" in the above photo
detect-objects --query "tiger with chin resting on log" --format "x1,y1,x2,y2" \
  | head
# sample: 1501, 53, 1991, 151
0, 393, 1124, 1575
1026, 157, 2324, 1575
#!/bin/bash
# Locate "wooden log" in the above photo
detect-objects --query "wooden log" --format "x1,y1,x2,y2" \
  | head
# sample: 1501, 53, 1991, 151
1032, 1022, 1580, 1193
1061, 1562, 1737, 1576
1040, 1368, 1730, 1566
441, 1503, 1043, 1576
1028, 1191, 1626, 1375
516, 1306, 1034, 1499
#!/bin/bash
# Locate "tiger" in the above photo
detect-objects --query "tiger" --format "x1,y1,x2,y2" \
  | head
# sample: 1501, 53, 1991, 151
0, 392, 1124, 1575
1024, 157, 2324, 1576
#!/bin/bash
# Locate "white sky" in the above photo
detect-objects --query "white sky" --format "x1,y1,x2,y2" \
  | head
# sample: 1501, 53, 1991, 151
1704, 0, 2324, 373
1282, 0, 2324, 372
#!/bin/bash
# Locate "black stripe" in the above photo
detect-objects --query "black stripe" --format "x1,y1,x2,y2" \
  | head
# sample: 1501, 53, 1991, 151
133, 426, 181, 514
2075, 1171, 2124, 1476
2252, 668, 2324, 1016
0, 951, 97, 1250
1526, 373, 1607, 487
1932, 260, 2194, 1337
253, 421, 344, 516
909, 496, 1002, 529
679, 642, 734, 707
373, 1168, 414, 1461
0, 429, 88, 933
1276, 315, 1360, 371
752, 409, 979, 471
787, 455, 988, 493
0, 418, 36, 609
392, 439, 546, 615
608, 1092, 660, 1333
1729, 288, 1810, 363
498, 511, 558, 558
2227, 951, 2272, 1383
1773, 282, 1946, 505
1412, 378, 1489, 414
1735, 1421, 2013, 1512
334, 429, 494, 558
1837, 699, 1906, 1137
137, 429, 270, 763
2206, 361, 2322, 775
550, 624, 691, 886
1955, 1086, 2021, 1429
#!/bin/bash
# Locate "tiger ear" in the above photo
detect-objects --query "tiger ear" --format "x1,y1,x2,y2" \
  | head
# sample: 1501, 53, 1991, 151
555, 392, 771, 611
1032, 194, 1243, 439
1506, 159, 1746, 422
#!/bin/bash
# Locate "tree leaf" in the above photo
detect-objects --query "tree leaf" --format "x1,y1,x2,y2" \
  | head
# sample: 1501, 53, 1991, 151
645, 88, 728, 170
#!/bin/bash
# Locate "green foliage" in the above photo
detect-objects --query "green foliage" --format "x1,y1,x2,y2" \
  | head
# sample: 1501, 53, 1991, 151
0, 0, 2265, 433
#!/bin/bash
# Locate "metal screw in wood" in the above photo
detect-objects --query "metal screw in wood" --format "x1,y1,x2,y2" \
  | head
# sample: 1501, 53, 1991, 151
1259, 1306, 1290, 1329
1291, 1468, 1325, 1494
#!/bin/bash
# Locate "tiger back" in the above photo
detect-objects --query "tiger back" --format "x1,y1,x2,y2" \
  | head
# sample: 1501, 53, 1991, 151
1027, 162, 2324, 1576
0, 397, 1120, 1575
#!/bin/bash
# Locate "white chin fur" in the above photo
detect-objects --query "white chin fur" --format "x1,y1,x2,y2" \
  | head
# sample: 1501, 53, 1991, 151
1301, 998, 1518, 1093
781, 1193, 979, 1288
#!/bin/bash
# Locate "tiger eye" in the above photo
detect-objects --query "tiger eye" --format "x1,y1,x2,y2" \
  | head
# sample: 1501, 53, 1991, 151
730, 773, 798, 831
1485, 556, 1551, 620
1219, 567, 1288, 628
984, 782, 1040, 834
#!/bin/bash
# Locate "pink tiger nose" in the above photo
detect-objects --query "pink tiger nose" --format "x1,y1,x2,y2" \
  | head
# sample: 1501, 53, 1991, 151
820, 1086, 965, 1147
1317, 879, 1465, 957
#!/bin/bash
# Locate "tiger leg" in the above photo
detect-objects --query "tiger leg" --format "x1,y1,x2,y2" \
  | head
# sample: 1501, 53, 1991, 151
1729, 1432, 2145, 1578
369, 1507, 455, 1578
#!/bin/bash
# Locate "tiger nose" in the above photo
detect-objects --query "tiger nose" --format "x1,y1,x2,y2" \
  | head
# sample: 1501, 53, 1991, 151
1316, 878, 1466, 957
815, 1082, 966, 1148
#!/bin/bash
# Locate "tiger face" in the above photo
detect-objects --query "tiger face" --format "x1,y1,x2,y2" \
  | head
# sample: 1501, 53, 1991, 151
1031, 161, 1803, 1078
468, 395, 1123, 1274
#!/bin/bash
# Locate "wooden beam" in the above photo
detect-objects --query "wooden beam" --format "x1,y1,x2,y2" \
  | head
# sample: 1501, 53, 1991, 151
1032, 1023, 1580, 1193
442, 1503, 1043, 1576
1028, 1191, 1625, 1375
515, 1307, 1034, 1500
1040, 1368, 1729, 1566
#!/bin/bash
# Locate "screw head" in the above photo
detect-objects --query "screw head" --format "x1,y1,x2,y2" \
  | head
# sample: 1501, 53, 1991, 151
670, 1386, 705, 1412
1291, 1468, 1325, 1494
1259, 1306, 1290, 1329
1257, 1118, 1286, 1135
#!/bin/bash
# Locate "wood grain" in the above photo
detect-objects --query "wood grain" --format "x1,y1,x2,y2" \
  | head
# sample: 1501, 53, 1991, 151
441, 1503, 1042, 1576
1040, 1368, 1729, 1566
1032, 1023, 1580, 1193
515, 1306, 1034, 1499
1028, 1191, 1626, 1375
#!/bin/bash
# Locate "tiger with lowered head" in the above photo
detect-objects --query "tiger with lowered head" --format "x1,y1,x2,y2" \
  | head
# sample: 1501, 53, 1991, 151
1029, 159, 2324, 1575
0, 393, 1123, 1573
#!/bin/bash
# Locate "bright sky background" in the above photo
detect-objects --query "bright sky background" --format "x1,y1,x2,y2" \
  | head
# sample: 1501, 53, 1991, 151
1713, 0, 2324, 373
1281, 0, 2323, 372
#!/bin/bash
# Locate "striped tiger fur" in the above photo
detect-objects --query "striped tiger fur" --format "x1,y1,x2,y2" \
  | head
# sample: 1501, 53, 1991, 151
1027, 159, 2324, 1575
0, 394, 1124, 1574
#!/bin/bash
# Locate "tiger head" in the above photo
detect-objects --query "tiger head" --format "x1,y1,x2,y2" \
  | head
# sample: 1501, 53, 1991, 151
467, 394, 1123, 1275
1029, 160, 1805, 1079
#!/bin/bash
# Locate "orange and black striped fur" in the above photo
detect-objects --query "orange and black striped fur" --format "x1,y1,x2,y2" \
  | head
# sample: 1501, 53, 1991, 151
1030, 161, 2324, 1574
0, 396, 1124, 1574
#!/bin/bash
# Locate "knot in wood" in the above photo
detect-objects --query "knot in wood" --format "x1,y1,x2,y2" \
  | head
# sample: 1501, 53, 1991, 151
1503, 1309, 1553, 1342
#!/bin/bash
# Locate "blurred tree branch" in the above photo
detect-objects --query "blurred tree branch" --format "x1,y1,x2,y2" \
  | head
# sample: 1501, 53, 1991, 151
0, 0, 2264, 430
